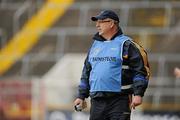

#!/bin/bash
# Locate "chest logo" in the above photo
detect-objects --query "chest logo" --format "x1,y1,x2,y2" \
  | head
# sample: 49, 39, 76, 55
91, 48, 101, 56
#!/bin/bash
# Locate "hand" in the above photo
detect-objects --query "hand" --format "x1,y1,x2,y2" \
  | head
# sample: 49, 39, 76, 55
130, 95, 142, 109
174, 67, 180, 78
74, 98, 87, 110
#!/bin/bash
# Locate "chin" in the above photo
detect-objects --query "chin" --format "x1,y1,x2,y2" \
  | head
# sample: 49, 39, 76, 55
98, 32, 103, 35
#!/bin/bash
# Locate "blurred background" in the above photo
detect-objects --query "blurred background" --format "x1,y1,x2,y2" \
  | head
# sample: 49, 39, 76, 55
0, 0, 180, 120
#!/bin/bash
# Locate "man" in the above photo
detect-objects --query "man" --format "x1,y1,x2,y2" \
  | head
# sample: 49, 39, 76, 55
74, 10, 150, 120
174, 67, 180, 78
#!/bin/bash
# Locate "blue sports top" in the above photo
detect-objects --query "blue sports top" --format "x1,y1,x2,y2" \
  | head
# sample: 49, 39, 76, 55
88, 35, 131, 92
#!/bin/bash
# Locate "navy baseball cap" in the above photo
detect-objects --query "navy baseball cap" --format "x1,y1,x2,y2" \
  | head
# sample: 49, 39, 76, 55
91, 10, 119, 22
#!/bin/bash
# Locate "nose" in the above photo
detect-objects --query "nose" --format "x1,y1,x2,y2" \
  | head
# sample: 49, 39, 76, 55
96, 22, 100, 27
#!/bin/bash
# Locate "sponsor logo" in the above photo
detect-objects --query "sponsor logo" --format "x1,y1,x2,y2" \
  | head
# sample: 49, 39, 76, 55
91, 57, 117, 62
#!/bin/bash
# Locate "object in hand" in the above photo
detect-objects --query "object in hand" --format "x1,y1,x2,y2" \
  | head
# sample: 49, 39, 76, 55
74, 104, 83, 111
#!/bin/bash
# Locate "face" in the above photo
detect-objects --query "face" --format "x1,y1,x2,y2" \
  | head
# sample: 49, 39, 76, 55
95, 18, 113, 36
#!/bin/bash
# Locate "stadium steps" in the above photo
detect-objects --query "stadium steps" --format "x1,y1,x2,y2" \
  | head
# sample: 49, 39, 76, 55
0, 8, 17, 48
0, 0, 74, 76
1, 0, 180, 77
0, 0, 35, 49
128, 8, 167, 27
4, 3, 94, 76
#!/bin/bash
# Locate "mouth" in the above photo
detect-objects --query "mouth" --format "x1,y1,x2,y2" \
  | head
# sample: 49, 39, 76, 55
97, 28, 101, 31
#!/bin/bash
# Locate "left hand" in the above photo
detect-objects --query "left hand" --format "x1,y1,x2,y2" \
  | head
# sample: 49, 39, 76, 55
74, 98, 87, 110
130, 95, 142, 109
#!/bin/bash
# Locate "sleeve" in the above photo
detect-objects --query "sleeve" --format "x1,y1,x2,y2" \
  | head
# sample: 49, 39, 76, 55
125, 40, 150, 97
77, 54, 92, 100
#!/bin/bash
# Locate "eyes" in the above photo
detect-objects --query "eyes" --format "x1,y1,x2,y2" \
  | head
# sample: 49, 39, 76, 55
96, 20, 111, 24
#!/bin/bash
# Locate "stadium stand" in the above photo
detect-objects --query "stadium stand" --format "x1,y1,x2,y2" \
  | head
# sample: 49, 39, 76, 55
0, 0, 74, 76
0, 0, 180, 120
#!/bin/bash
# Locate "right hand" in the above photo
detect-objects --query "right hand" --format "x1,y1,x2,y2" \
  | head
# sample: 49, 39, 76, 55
174, 67, 180, 78
74, 98, 87, 110
130, 95, 142, 109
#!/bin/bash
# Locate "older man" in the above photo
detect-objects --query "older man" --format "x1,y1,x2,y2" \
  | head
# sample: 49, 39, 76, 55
74, 10, 150, 120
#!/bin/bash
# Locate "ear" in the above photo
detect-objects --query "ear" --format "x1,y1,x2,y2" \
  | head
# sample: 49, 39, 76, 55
110, 22, 114, 28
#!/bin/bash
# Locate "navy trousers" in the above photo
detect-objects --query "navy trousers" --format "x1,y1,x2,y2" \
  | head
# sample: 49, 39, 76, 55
89, 95, 131, 120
